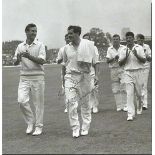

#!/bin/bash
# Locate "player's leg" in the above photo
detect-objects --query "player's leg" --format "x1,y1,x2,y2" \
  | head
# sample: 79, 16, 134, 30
126, 82, 135, 120
120, 72, 127, 112
89, 76, 99, 113
65, 75, 80, 138
18, 78, 34, 134
142, 68, 150, 109
135, 70, 145, 115
31, 78, 45, 135
92, 85, 99, 113
62, 85, 68, 113
111, 68, 123, 111
124, 72, 135, 120
80, 73, 92, 136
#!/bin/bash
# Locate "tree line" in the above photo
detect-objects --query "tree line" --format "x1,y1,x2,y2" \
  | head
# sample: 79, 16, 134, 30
2, 27, 114, 65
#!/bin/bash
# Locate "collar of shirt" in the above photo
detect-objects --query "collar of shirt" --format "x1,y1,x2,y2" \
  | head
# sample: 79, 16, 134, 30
126, 44, 139, 51
110, 44, 124, 50
69, 38, 84, 47
23, 39, 38, 46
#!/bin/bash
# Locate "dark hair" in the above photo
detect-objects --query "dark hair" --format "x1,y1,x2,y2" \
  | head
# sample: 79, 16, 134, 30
65, 34, 68, 38
136, 34, 145, 40
68, 25, 81, 35
112, 34, 120, 39
25, 23, 37, 32
83, 33, 90, 39
125, 32, 134, 38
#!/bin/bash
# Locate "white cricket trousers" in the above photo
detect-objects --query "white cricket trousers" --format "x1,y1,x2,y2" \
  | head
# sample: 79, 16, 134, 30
110, 68, 126, 110
65, 72, 92, 131
124, 69, 144, 117
18, 75, 45, 127
89, 75, 99, 109
142, 68, 150, 108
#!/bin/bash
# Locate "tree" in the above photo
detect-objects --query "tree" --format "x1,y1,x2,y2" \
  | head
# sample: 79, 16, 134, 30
88, 27, 111, 60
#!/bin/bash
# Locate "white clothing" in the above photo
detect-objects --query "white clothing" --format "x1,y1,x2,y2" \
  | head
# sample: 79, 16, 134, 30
143, 44, 151, 68
63, 40, 94, 131
13, 39, 46, 76
77, 39, 96, 63
119, 44, 146, 70
89, 76, 99, 109
14, 39, 46, 127
90, 46, 99, 76
89, 46, 99, 109
56, 45, 66, 63
141, 43, 151, 108
141, 68, 150, 108
124, 69, 144, 117
119, 44, 146, 117
106, 45, 126, 68
65, 73, 92, 131
18, 75, 45, 127
63, 41, 97, 74
106, 44, 126, 110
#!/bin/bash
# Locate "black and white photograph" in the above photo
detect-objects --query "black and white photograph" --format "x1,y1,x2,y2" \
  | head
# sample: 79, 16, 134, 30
2, 0, 152, 154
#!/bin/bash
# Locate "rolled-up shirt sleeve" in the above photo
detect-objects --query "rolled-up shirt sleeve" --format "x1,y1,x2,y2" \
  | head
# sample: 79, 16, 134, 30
13, 46, 20, 61
146, 45, 151, 58
56, 47, 63, 63
38, 43, 46, 60
92, 46, 100, 64
62, 46, 68, 66
136, 46, 146, 58
118, 48, 127, 62
106, 48, 112, 59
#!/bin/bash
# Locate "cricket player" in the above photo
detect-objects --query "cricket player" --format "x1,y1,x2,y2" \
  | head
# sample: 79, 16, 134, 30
83, 33, 100, 113
106, 34, 127, 112
136, 34, 151, 110
63, 25, 97, 138
56, 34, 70, 113
119, 32, 146, 121
13, 23, 46, 135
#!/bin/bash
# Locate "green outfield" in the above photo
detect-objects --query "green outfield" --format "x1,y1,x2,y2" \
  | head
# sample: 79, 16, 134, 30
2, 63, 152, 154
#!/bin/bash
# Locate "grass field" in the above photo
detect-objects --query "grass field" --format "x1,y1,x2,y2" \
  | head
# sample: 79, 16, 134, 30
2, 63, 152, 154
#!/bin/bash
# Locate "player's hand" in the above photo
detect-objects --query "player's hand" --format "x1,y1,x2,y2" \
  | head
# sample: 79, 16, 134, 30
132, 49, 138, 57
17, 53, 22, 60
114, 55, 119, 61
21, 51, 30, 58
94, 75, 99, 86
146, 56, 151, 62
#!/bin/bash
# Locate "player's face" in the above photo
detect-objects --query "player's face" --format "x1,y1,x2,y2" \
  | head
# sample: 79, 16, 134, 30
26, 27, 37, 41
126, 36, 134, 46
137, 37, 144, 46
68, 29, 77, 43
83, 35, 90, 40
112, 36, 120, 46
65, 36, 70, 44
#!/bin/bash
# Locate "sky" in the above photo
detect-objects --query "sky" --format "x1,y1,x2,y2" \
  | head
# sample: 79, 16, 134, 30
2, 0, 151, 49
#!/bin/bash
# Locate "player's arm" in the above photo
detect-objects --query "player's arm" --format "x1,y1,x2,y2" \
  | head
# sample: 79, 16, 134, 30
146, 55, 151, 62
119, 56, 127, 66
22, 44, 46, 65
57, 59, 63, 64
93, 46, 100, 85
106, 48, 116, 63
119, 48, 129, 66
133, 48, 146, 63
145, 46, 152, 62
61, 46, 68, 87
106, 57, 115, 63
56, 48, 64, 64
61, 65, 66, 87
24, 53, 46, 65
13, 46, 21, 65
94, 62, 100, 85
